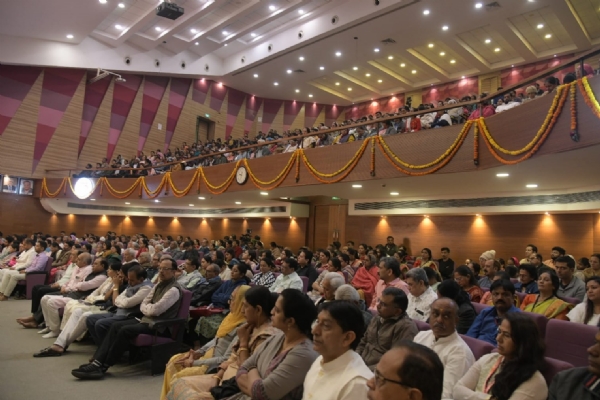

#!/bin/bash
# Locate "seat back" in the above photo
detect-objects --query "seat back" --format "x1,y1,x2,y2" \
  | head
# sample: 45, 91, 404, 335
342, 270, 350, 283
459, 334, 495, 360
170, 289, 192, 340
541, 357, 574, 386
481, 287, 489, 293
515, 291, 527, 304
472, 302, 489, 315
414, 320, 430, 331
510, 278, 519, 284
521, 311, 548, 338
562, 296, 581, 305
300, 276, 309, 293
45, 257, 54, 272
545, 318, 597, 367
176, 260, 186, 266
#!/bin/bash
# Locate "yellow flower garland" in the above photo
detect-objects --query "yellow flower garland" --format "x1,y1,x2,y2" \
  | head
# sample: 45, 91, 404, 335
168, 170, 199, 197
300, 139, 369, 178
243, 152, 296, 186
580, 77, 600, 118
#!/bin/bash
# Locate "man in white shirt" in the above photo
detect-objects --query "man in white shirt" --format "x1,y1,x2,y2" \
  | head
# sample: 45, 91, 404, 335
0, 239, 46, 301
414, 298, 475, 399
405, 268, 438, 322
0, 239, 36, 288
269, 258, 303, 293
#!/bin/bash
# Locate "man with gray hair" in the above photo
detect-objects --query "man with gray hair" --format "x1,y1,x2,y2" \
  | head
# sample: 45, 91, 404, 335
122, 248, 138, 265
405, 268, 438, 322
356, 287, 418, 370
315, 272, 345, 306
335, 284, 374, 328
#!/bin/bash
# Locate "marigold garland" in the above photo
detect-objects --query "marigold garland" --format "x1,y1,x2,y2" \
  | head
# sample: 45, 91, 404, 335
243, 153, 296, 186
300, 139, 369, 178
370, 138, 376, 176
570, 82, 579, 142
301, 144, 367, 184
168, 171, 199, 197
198, 163, 238, 195
473, 124, 479, 166
578, 77, 600, 119
479, 85, 566, 156
41, 177, 67, 197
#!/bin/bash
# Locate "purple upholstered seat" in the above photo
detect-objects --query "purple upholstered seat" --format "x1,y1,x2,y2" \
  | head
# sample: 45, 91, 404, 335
510, 278, 519, 284
176, 259, 186, 266
414, 320, 431, 331
300, 276, 308, 293
515, 291, 527, 304
18, 257, 54, 299
562, 296, 581, 305
459, 334, 496, 360
545, 318, 597, 367
521, 311, 548, 338
471, 302, 489, 315
541, 357, 574, 386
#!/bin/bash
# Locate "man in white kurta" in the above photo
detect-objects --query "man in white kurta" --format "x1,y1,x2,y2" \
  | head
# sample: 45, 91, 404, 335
414, 298, 475, 399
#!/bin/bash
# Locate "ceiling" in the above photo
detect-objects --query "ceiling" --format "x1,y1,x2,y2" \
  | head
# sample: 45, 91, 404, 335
1, 0, 599, 105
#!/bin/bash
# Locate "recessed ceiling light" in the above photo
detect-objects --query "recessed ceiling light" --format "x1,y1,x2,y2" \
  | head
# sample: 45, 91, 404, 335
545, 212, 550, 215
298, 9, 304, 14
400, 63, 406, 67
154, 199, 160, 203
308, 94, 313, 97
377, 79, 382, 83
335, 51, 342, 56
189, 204, 194, 207
461, 75, 466, 79
99, 0, 107, 3
442, 25, 449, 31
299, 56, 305, 61
496, 173, 509, 177
428, 43, 434, 48
295, 89, 300, 93
286, 69, 292, 74
423, 9, 430, 15
125, 202, 130, 205
388, 56, 394, 60
115, 24, 123, 30
440, 51, 445, 56
195, 42, 199, 45
485, 39, 491, 44
222, 30, 228, 35
235, 201, 242, 204
269, 5, 276, 11
511, 64, 514, 67
251, 33, 257, 37
390, 192, 399, 196
411, 69, 417, 74
526, 184, 538, 188
155, 27, 162, 31
118, 2, 125, 7
545, 34, 552, 39
352, 184, 362, 188
374, 48, 380, 52
260, 192, 269, 195
253, 73, 258, 78
494, 47, 500, 52
90, 198, 96, 201
366, 73, 371, 77
450, 59, 456, 64
198, 197, 205, 200
353, 66, 358, 70
280, 197, 289, 200
191, 28, 197, 33
537, 23, 544, 29
348, 87, 352, 91
475, 2, 483, 8
335, 82, 340, 85
554, 54, 557, 57
319, 66, 325, 70
66, 34, 74, 39
224, 43, 227, 46
273, 82, 279, 86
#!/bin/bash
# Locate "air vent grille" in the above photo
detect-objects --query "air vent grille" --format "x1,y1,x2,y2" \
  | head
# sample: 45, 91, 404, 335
355, 190, 600, 211
67, 203, 286, 215
293, 69, 305, 73
381, 38, 396, 44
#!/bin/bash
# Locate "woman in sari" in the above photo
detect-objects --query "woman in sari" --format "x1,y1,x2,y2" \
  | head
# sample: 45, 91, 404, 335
160, 285, 249, 399
520, 270, 573, 320
351, 254, 379, 306
226, 289, 319, 400
413, 248, 439, 271
167, 286, 278, 400
454, 265, 484, 303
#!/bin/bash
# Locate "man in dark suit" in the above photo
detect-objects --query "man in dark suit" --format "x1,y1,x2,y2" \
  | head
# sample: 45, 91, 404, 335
2, 177, 17, 193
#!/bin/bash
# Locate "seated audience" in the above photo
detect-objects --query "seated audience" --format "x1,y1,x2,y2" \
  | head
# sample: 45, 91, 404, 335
357, 287, 417, 370
479, 271, 521, 306
72, 259, 183, 379
351, 253, 379, 306
414, 298, 475, 399
454, 312, 548, 400
514, 264, 539, 294
190, 263, 222, 307
178, 257, 204, 289
548, 327, 600, 400
269, 258, 303, 293
520, 270, 573, 320
568, 276, 600, 325
437, 247, 455, 281
424, 266, 441, 292
366, 341, 444, 400
405, 268, 438, 322
339, 253, 355, 282
250, 258, 276, 288
166, 286, 278, 400
304, 301, 373, 400
454, 265, 484, 303
369, 257, 409, 311
544, 246, 566, 269
479, 259, 500, 290
584, 254, 600, 280
226, 289, 318, 400
315, 272, 345, 306
466, 280, 520, 345
334, 284, 374, 328
437, 279, 476, 334
413, 247, 438, 271
555, 255, 585, 301
296, 249, 318, 287
0, 240, 47, 301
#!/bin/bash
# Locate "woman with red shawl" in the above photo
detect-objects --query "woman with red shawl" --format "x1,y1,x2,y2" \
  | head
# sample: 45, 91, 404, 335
351, 254, 379, 306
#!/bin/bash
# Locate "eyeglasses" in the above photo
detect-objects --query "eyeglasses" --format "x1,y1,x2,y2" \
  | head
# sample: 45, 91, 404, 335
374, 369, 411, 389
158, 267, 175, 272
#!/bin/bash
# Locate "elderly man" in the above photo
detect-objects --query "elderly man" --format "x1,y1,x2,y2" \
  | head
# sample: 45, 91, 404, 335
40, 253, 107, 338
369, 257, 409, 311
269, 258, 303, 293
335, 284, 374, 328
122, 248, 138, 265
0, 239, 47, 301
357, 287, 418, 370
366, 341, 444, 400
315, 272, 345, 306
178, 258, 204, 289
72, 258, 182, 379
405, 268, 438, 322
479, 259, 500, 289
138, 251, 152, 272
0, 239, 36, 296
414, 298, 475, 399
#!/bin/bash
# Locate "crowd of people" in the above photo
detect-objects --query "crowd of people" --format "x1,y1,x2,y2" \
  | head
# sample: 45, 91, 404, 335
0, 229, 599, 399
75, 65, 598, 179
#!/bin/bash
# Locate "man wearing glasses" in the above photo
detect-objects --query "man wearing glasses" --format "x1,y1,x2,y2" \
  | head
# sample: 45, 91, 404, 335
466, 279, 520, 345
367, 341, 444, 400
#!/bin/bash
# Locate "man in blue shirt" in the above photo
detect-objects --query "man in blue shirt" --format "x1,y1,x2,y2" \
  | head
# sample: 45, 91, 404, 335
466, 280, 520, 346
514, 264, 539, 294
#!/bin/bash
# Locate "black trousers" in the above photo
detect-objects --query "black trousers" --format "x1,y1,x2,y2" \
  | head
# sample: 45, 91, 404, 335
31, 285, 59, 313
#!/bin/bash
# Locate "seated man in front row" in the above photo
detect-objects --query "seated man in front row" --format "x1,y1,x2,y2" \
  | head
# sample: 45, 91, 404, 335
466, 279, 520, 346
72, 258, 183, 380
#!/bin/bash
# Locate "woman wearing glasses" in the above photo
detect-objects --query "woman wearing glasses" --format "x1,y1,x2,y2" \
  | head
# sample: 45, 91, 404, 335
454, 312, 547, 400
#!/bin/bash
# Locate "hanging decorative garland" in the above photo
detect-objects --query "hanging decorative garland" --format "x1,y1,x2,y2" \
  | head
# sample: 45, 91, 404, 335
578, 77, 600, 119
570, 82, 579, 142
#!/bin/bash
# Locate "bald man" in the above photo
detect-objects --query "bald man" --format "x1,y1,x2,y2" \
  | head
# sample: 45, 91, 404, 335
413, 298, 475, 399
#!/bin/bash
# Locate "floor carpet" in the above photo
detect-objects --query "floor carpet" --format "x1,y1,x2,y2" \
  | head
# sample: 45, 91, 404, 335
0, 299, 164, 400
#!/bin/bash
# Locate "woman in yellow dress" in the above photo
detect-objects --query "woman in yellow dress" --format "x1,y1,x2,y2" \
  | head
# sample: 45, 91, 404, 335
160, 285, 249, 400
520, 270, 572, 320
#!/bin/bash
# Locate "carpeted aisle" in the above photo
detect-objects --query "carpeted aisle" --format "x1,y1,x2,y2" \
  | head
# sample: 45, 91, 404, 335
0, 300, 163, 400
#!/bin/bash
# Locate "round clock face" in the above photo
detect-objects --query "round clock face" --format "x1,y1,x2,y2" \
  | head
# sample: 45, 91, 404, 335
236, 166, 248, 185
73, 178, 95, 199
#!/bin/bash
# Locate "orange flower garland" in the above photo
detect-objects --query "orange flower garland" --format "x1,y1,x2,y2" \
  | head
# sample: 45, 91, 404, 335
473, 123, 479, 166
570, 82, 579, 142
